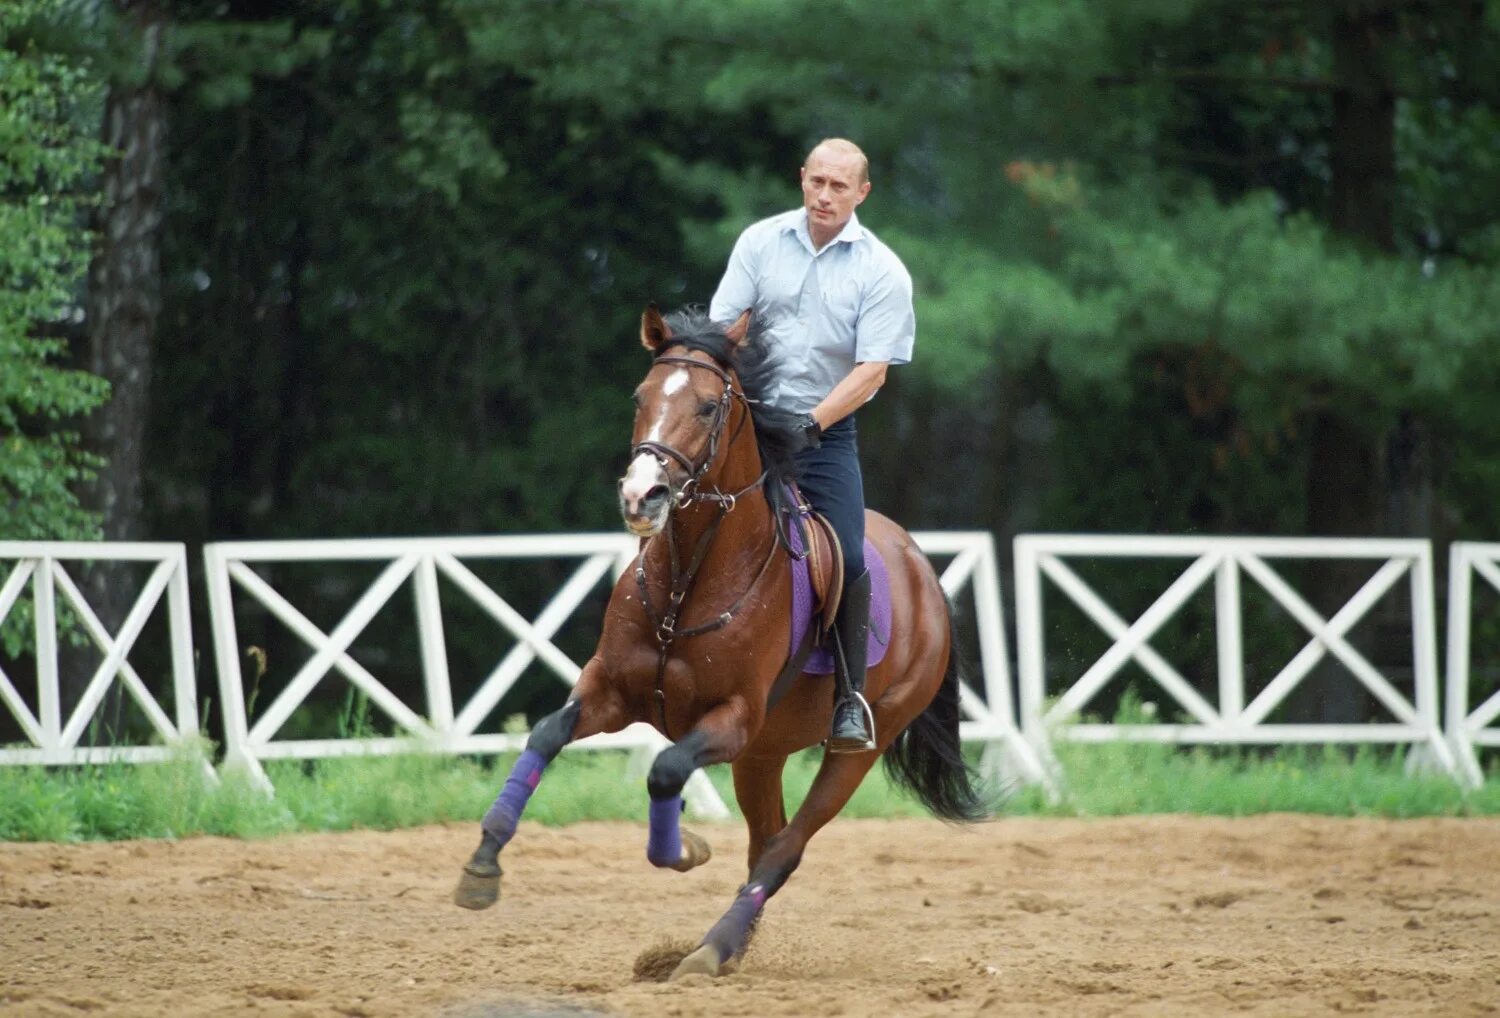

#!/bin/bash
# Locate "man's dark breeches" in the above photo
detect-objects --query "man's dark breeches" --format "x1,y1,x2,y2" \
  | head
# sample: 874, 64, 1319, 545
793, 416, 866, 584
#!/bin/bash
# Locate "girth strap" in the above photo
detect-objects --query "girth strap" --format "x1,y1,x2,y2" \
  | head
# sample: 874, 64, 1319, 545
764, 620, 820, 715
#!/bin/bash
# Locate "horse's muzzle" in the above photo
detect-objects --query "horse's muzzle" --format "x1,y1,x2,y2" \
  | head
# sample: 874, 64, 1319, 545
620, 485, 671, 537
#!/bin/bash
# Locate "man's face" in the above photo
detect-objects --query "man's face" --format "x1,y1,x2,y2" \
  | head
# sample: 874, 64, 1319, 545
800, 149, 870, 238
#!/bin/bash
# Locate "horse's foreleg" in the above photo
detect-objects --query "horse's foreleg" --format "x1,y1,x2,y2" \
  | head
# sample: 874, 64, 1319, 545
454, 662, 623, 910
671, 748, 882, 979
644, 702, 752, 872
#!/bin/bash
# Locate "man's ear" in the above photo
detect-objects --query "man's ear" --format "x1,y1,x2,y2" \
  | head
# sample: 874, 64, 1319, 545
723, 309, 752, 349
640, 304, 671, 352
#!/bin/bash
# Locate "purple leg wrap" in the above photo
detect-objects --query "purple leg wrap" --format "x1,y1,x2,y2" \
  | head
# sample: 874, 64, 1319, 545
481, 749, 547, 847
702, 883, 769, 962
646, 795, 684, 867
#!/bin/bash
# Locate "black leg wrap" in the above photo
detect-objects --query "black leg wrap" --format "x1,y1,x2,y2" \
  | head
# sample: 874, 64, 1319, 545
647, 729, 708, 801
526, 697, 582, 761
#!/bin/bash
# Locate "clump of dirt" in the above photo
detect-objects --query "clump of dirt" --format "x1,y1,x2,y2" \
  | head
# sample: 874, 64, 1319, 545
631, 938, 697, 982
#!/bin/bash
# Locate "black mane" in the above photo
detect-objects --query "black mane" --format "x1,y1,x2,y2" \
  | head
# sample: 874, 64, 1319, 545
659, 306, 804, 490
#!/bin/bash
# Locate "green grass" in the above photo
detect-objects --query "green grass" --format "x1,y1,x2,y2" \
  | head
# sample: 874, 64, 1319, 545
2, 740, 1497, 843
0, 746, 927, 843
1013, 739, 1500, 818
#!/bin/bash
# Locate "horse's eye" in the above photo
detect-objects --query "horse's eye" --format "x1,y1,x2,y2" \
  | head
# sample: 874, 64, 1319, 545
697, 399, 718, 418
631, 391, 643, 409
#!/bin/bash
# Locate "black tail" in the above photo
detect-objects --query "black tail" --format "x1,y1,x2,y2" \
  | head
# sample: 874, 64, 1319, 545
881, 602, 988, 822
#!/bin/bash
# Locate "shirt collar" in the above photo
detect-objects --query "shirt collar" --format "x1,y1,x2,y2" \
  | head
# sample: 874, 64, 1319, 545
788, 209, 865, 253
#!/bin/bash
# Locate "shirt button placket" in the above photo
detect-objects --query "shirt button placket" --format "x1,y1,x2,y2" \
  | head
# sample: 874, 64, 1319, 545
798, 260, 818, 326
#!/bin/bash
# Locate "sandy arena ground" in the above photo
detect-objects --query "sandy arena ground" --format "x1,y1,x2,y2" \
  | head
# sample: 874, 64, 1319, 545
3, 815, 1499, 1016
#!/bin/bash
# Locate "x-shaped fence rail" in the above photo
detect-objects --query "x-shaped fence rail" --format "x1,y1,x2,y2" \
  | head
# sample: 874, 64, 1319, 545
1013, 535, 1458, 783
8, 534, 1499, 790
203, 533, 1046, 811
0, 542, 200, 767
1446, 543, 1500, 788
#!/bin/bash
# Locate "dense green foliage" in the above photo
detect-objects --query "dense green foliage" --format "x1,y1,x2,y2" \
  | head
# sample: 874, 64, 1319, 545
0, 1, 108, 542
3, 1, 1499, 741
149, 0, 790, 543
6, 3, 1499, 541
3, 742, 1496, 842
132, 0, 1500, 545
142, 0, 1500, 731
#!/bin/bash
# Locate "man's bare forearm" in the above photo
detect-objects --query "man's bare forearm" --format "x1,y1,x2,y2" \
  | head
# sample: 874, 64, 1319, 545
811, 361, 889, 430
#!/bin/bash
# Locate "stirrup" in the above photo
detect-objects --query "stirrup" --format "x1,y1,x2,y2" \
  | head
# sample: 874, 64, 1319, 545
827, 690, 876, 754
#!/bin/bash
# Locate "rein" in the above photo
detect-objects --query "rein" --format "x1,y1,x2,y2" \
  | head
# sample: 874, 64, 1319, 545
632, 349, 777, 739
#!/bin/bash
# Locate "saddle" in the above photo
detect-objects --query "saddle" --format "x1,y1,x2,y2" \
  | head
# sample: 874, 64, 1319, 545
798, 509, 845, 634
763, 488, 892, 709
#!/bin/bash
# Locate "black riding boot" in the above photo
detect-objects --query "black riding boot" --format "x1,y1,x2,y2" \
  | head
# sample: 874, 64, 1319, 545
828, 568, 874, 753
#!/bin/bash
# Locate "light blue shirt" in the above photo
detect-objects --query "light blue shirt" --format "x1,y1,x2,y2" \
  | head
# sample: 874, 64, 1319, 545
709, 209, 915, 415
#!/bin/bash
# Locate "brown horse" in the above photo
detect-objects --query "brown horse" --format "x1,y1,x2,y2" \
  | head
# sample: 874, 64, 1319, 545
453, 305, 983, 979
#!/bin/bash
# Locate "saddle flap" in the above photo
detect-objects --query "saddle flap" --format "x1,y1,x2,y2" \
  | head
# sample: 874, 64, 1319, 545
804, 511, 844, 630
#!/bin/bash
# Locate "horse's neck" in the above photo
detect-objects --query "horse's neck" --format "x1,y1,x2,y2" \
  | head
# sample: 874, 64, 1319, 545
706, 404, 766, 502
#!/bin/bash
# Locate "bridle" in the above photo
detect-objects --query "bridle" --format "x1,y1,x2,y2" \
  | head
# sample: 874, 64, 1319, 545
630, 345, 778, 737
630, 352, 752, 508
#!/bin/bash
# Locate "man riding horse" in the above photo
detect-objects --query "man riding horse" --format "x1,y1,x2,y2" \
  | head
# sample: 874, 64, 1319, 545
708, 137, 915, 752
457, 139, 969, 981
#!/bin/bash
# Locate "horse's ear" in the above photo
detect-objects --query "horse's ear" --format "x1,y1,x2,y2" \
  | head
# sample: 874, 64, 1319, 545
723, 309, 752, 349
640, 304, 672, 352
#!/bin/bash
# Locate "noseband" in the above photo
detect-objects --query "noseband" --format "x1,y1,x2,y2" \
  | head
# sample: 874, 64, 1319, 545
631, 352, 750, 505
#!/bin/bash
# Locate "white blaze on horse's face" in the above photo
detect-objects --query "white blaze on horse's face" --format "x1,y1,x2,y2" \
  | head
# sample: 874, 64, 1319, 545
642, 369, 689, 446
620, 367, 696, 536
621, 352, 732, 536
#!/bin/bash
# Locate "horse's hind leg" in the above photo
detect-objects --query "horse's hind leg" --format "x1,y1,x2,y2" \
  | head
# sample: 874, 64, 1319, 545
671, 749, 881, 979
644, 701, 755, 873
731, 754, 789, 873
453, 661, 624, 910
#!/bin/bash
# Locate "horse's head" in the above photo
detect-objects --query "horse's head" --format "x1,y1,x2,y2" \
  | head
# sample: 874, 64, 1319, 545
618, 305, 752, 536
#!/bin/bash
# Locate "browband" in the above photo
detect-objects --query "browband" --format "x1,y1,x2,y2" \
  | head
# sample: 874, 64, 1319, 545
655, 335, 734, 367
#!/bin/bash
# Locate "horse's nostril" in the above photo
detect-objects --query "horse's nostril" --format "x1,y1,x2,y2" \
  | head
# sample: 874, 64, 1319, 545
644, 484, 669, 504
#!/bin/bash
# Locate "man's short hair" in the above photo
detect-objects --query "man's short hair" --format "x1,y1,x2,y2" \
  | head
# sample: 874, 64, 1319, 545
805, 138, 869, 185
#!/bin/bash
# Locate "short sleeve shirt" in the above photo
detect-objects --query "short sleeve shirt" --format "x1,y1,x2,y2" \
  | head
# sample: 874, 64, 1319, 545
709, 209, 915, 415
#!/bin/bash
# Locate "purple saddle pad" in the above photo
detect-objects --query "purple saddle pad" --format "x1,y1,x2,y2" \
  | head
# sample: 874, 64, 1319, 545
788, 516, 892, 675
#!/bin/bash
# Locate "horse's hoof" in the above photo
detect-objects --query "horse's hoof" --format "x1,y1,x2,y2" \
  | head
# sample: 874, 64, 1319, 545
669, 829, 713, 873
668, 944, 721, 980
453, 863, 501, 910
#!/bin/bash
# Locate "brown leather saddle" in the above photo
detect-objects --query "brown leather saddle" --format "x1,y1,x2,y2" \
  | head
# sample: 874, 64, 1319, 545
763, 494, 852, 711
800, 509, 845, 634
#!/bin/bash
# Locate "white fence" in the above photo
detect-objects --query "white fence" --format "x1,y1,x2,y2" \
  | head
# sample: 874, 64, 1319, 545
0, 542, 201, 767
202, 532, 1045, 810
1014, 535, 1460, 781
1445, 543, 1500, 788
904, 532, 1052, 793
9, 534, 1500, 791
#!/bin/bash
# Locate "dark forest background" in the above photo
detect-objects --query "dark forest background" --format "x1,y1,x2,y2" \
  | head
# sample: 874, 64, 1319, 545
5, 0, 1499, 740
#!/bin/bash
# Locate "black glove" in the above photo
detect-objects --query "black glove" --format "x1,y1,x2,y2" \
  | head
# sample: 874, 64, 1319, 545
798, 412, 823, 450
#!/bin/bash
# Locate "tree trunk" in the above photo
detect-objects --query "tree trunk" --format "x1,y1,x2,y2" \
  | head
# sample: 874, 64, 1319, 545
87, 4, 166, 544
1293, 2, 1399, 724
76, 2, 167, 735
1327, 3, 1397, 250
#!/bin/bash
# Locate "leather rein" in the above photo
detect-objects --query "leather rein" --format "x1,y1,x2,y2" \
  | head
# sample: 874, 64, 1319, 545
630, 352, 789, 740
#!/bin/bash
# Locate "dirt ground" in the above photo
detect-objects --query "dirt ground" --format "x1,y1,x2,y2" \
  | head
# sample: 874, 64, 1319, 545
3, 815, 1499, 1017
